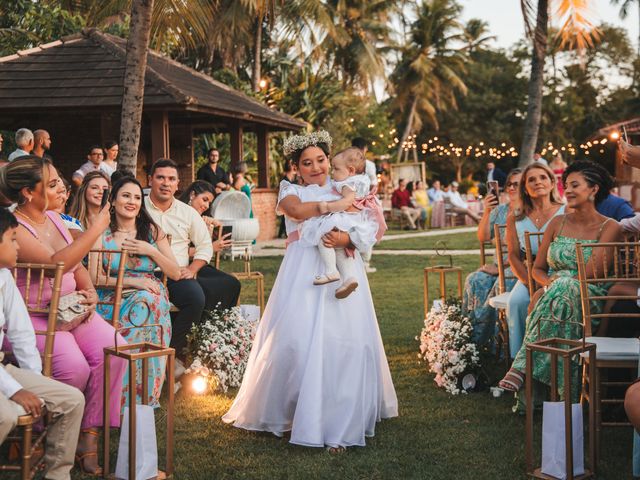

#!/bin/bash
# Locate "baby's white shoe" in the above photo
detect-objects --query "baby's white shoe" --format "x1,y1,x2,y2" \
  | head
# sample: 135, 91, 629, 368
335, 278, 358, 299
313, 271, 340, 285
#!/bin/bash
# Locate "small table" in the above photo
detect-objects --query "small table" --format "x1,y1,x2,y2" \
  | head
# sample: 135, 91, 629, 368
423, 265, 463, 317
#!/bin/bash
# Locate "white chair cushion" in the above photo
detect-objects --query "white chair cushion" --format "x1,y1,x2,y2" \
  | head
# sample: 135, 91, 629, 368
580, 337, 640, 361
489, 292, 510, 310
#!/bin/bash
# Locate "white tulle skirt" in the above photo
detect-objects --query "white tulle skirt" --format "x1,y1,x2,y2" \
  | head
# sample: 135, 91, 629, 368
298, 210, 379, 253
222, 242, 398, 447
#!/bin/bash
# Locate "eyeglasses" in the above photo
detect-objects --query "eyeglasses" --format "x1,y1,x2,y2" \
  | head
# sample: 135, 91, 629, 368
90, 152, 104, 156
506, 181, 519, 189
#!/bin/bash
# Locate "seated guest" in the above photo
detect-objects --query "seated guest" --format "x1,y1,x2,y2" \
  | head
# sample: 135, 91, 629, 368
499, 160, 622, 394
427, 180, 445, 202
179, 180, 216, 219
596, 191, 635, 221
392, 178, 421, 230
101, 141, 119, 177
462, 169, 522, 346
91, 177, 180, 409
54, 176, 84, 233
72, 145, 108, 186
411, 180, 431, 229
0, 156, 126, 475
233, 163, 254, 218
406, 181, 427, 229
445, 181, 480, 223
145, 159, 241, 360
0, 208, 85, 480
68, 171, 110, 237
625, 381, 640, 432
505, 163, 565, 359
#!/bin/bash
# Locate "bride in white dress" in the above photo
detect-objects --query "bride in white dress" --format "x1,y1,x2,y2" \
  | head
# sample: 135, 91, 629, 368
222, 131, 398, 449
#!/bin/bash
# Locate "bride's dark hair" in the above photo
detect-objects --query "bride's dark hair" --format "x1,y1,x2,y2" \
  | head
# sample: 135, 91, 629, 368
109, 177, 161, 243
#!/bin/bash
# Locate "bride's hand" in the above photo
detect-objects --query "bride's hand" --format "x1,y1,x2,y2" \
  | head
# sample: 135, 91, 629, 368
322, 229, 351, 248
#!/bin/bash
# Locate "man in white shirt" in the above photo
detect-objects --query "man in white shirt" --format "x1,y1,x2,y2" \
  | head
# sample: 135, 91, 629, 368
145, 159, 241, 357
446, 181, 480, 223
0, 209, 84, 480
8, 128, 34, 161
72, 145, 106, 186
533, 153, 549, 166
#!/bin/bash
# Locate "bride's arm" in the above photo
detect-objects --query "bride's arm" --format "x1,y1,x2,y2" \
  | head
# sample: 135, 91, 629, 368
279, 195, 327, 222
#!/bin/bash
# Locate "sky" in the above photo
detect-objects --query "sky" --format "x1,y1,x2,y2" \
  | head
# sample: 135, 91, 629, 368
460, 0, 639, 50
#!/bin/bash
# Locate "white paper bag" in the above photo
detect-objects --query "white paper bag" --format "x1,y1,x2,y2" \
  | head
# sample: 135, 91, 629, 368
541, 401, 585, 479
115, 405, 158, 480
240, 304, 261, 323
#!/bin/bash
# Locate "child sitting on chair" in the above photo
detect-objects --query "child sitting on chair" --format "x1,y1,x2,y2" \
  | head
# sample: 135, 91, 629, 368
298, 147, 383, 299
0, 208, 85, 479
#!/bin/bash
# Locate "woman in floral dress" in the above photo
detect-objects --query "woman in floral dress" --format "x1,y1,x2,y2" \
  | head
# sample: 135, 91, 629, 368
91, 177, 180, 409
499, 161, 622, 395
462, 168, 521, 346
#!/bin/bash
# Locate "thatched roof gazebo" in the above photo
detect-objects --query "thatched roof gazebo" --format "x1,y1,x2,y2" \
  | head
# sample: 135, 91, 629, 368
0, 28, 305, 239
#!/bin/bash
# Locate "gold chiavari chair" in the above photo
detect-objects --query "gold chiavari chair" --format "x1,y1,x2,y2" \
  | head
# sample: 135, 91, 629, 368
87, 249, 128, 328
576, 241, 640, 464
524, 231, 545, 300
489, 224, 515, 364
0, 262, 64, 480
479, 239, 494, 267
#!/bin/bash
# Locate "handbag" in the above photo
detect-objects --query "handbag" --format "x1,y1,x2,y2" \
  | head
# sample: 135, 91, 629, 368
55, 292, 90, 331
541, 401, 585, 479
115, 405, 158, 480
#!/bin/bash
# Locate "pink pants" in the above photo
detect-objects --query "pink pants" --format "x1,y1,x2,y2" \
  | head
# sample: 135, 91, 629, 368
32, 313, 127, 429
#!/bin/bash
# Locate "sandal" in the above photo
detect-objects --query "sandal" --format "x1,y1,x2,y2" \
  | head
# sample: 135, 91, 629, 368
75, 429, 103, 476
498, 369, 525, 392
326, 446, 347, 454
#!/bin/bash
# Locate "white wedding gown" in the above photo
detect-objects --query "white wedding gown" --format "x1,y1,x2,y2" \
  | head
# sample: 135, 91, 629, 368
222, 180, 398, 448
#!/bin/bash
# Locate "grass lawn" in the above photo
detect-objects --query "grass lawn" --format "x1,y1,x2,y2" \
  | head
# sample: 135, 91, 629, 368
69, 255, 631, 480
377, 230, 479, 251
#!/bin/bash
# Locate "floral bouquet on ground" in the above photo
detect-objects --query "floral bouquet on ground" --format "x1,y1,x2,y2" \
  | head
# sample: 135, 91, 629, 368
417, 299, 480, 395
186, 306, 256, 392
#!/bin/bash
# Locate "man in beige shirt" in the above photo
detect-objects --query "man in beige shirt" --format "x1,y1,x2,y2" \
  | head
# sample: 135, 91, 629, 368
145, 159, 241, 357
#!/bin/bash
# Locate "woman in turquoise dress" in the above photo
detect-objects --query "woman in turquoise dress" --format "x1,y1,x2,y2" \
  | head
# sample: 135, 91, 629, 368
90, 177, 181, 410
499, 160, 622, 394
462, 169, 522, 346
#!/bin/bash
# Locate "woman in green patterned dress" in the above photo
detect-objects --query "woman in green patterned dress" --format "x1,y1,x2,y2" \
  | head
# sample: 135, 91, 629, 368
499, 160, 623, 393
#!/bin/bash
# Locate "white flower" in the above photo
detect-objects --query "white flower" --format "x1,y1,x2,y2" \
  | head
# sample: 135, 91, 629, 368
282, 131, 332, 158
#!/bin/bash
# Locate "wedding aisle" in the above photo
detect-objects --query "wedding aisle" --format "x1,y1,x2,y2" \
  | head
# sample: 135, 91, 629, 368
154, 255, 632, 480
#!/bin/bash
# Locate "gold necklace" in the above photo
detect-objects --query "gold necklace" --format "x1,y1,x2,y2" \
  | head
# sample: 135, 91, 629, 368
116, 228, 136, 234
15, 209, 47, 225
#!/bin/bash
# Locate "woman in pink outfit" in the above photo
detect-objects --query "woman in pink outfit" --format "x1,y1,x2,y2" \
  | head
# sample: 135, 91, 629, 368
0, 156, 127, 476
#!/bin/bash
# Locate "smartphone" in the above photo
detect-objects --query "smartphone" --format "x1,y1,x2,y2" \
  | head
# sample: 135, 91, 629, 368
488, 181, 499, 200
101, 188, 110, 209
221, 225, 233, 238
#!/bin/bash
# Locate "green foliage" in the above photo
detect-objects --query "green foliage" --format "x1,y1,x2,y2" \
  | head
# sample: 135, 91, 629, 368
0, 0, 85, 57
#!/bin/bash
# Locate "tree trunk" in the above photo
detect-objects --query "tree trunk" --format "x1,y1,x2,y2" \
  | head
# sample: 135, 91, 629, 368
519, 0, 548, 167
252, 17, 263, 92
397, 97, 417, 162
119, 0, 154, 173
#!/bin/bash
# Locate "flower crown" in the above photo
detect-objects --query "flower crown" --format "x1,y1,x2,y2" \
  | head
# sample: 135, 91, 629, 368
283, 130, 332, 158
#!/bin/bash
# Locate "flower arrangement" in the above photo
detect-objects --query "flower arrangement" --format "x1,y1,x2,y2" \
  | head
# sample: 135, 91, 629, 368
417, 300, 480, 395
186, 306, 256, 392
283, 130, 332, 158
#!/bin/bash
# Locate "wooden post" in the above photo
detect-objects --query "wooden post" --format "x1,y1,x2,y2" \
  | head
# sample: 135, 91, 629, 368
230, 124, 244, 173
257, 127, 270, 188
150, 111, 170, 162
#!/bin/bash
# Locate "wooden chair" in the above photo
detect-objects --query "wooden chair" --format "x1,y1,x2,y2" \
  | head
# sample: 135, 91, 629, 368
479, 239, 494, 267
576, 241, 640, 464
489, 224, 515, 364
232, 250, 265, 317
524, 231, 545, 299
87, 248, 128, 328
0, 262, 64, 480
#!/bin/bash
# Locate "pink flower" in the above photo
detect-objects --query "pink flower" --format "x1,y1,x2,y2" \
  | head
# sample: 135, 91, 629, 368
209, 343, 218, 352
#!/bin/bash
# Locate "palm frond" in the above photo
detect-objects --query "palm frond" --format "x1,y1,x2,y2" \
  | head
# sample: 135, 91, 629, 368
555, 0, 601, 50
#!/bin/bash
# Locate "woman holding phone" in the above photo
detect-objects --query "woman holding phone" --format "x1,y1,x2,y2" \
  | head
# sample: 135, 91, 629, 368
461, 169, 522, 347
180, 180, 233, 254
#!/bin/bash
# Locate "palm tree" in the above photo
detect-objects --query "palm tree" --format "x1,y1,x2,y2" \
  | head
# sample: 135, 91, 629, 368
519, 0, 599, 166
611, 0, 640, 54
119, 0, 154, 173
463, 19, 496, 53
390, 0, 468, 161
